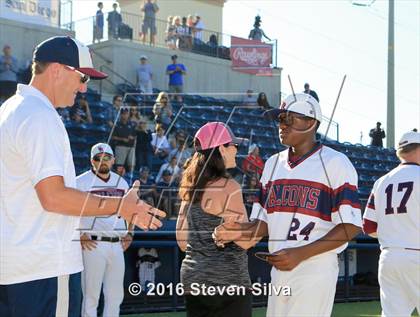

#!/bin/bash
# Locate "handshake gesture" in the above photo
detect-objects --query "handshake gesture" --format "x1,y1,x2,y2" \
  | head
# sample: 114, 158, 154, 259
119, 180, 166, 230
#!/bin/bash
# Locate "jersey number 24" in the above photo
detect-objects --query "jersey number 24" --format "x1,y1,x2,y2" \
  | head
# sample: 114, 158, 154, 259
287, 218, 316, 241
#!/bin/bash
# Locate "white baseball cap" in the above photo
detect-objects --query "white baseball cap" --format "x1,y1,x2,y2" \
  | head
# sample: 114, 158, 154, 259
265, 93, 322, 122
91, 143, 114, 159
398, 131, 420, 149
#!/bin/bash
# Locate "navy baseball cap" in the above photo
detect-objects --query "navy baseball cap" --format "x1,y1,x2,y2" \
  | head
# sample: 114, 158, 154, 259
33, 36, 107, 80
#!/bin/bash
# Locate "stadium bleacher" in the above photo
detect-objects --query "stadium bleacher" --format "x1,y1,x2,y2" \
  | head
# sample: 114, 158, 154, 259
64, 84, 399, 206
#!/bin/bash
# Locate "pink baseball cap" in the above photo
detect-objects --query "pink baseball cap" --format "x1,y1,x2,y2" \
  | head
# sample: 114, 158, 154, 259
194, 122, 248, 151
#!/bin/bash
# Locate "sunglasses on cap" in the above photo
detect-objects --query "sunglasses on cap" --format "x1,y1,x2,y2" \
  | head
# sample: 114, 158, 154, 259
93, 155, 113, 162
278, 112, 312, 126
64, 65, 90, 84
225, 142, 239, 149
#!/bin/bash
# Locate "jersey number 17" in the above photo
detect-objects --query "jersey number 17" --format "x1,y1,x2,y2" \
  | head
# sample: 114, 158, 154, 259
384, 181, 413, 215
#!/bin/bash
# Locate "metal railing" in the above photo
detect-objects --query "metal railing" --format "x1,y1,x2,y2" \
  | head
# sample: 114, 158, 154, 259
62, 12, 278, 65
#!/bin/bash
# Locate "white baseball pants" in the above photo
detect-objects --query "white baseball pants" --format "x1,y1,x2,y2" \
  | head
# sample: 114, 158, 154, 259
81, 242, 125, 317
267, 252, 339, 317
379, 248, 420, 317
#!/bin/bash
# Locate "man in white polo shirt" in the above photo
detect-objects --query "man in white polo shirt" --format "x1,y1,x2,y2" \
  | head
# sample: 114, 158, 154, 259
0, 36, 165, 317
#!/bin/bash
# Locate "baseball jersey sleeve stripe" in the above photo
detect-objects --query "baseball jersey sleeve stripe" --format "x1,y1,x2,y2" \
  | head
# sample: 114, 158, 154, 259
362, 218, 378, 234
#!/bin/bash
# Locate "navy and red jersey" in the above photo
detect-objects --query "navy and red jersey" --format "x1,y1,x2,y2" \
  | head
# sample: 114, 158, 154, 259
250, 143, 362, 254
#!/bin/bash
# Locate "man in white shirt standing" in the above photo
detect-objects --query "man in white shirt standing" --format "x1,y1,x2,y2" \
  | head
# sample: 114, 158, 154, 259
193, 14, 204, 42
0, 36, 165, 317
135, 55, 153, 95
78, 143, 133, 317
363, 131, 420, 317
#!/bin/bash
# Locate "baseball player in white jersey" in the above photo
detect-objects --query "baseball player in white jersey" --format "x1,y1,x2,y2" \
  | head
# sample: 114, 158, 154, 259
363, 131, 420, 317
137, 247, 161, 289
214, 93, 362, 317
77, 143, 133, 317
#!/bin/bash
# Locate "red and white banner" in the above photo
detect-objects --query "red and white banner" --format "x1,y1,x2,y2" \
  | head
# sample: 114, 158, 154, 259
230, 36, 273, 75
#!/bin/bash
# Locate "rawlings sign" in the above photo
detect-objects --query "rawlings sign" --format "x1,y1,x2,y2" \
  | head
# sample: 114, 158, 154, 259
230, 36, 273, 75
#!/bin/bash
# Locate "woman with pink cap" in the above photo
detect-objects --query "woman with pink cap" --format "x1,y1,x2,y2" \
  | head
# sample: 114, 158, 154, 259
176, 122, 253, 317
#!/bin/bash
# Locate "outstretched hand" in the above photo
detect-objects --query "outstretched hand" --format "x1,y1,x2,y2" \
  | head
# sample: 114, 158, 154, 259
119, 180, 166, 231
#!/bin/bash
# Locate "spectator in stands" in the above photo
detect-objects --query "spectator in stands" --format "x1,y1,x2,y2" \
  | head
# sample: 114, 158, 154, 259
151, 123, 171, 160
155, 169, 178, 218
165, 16, 177, 49
177, 17, 192, 50
248, 15, 271, 41
156, 155, 181, 184
242, 144, 264, 177
175, 129, 187, 145
94, 2, 104, 43
242, 89, 257, 107
70, 104, 91, 124
369, 122, 386, 147
169, 131, 192, 167
107, 2, 122, 39
243, 173, 259, 216
153, 91, 173, 129
135, 119, 153, 170
136, 55, 153, 95
71, 95, 93, 124
71, 108, 86, 124
172, 16, 183, 48
138, 166, 156, 205
129, 101, 142, 127
207, 34, 218, 47
193, 14, 205, 43
303, 83, 319, 102
115, 164, 132, 184
187, 15, 195, 36
112, 108, 137, 173
107, 95, 123, 128
0, 45, 18, 101
166, 55, 186, 103
257, 92, 271, 110
140, 0, 159, 46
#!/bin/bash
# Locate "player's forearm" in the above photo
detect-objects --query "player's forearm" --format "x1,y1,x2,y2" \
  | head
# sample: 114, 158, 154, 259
241, 220, 268, 240
42, 186, 123, 217
232, 220, 268, 249
299, 223, 361, 260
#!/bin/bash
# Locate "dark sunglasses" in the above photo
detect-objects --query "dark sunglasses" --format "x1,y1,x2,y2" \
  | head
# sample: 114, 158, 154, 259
93, 155, 113, 162
65, 66, 90, 84
278, 113, 311, 126
225, 143, 239, 149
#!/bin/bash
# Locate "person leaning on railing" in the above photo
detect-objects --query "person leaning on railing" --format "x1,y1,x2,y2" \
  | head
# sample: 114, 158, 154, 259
165, 16, 177, 49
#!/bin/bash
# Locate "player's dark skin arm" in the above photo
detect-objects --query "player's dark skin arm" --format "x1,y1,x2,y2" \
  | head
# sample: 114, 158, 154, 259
268, 223, 361, 271
213, 219, 269, 250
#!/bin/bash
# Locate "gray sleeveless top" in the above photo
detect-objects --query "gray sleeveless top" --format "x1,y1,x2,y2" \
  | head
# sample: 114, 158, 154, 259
180, 203, 251, 292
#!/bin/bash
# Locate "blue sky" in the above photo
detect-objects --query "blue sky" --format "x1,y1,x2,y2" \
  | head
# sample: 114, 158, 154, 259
73, 0, 419, 145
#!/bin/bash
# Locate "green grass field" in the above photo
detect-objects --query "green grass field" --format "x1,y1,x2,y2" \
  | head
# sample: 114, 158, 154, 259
123, 301, 419, 317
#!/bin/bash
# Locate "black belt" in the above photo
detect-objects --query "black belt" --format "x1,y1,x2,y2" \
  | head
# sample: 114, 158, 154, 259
91, 235, 120, 243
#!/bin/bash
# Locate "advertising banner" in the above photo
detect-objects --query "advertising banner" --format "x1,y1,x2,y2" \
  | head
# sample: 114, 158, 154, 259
1, 0, 60, 27
230, 36, 273, 75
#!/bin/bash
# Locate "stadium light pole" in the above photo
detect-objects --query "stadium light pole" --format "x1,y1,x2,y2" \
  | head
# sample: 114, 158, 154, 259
351, 0, 395, 148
